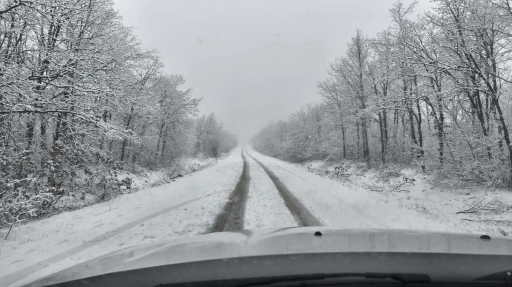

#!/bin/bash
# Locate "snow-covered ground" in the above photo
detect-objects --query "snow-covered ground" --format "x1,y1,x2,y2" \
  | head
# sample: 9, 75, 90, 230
2, 147, 509, 287
255, 151, 512, 237
247, 148, 454, 232
116, 156, 219, 190
54, 156, 219, 210
244, 152, 296, 229
0, 150, 242, 287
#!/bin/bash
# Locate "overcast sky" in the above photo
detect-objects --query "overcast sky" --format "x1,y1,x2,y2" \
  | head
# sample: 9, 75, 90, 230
112, 0, 428, 142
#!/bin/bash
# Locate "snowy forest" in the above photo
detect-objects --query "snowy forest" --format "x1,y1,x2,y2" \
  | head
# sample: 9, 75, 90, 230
252, 0, 512, 187
0, 0, 236, 227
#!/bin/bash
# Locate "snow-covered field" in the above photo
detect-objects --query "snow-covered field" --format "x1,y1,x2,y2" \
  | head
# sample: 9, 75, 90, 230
1, 147, 510, 287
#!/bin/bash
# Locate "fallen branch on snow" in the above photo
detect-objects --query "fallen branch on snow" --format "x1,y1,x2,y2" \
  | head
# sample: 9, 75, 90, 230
456, 196, 512, 215
5, 223, 14, 240
461, 218, 512, 226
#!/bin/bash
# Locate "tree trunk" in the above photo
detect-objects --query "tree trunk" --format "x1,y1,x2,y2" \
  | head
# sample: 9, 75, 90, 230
40, 116, 47, 166
155, 122, 165, 158
407, 103, 418, 157
160, 126, 169, 160
493, 100, 512, 182
339, 109, 347, 160
362, 116, 370, 166
401, 112, 407, 161
378, 112, 385, 164
383, 106, 388, 159
26, 120, 34, 149
404, 79, 418, 158
48, 112, 68, 192
414, 77, 425, 172
120, 106, 134, 162
120, 138, 128, 162
342, 121, 346, 159
393, 110, 399, 161
374, 83, 387, 164
435, 80, 444, 166
467, 74, 492, 159
356, 111, 360, 159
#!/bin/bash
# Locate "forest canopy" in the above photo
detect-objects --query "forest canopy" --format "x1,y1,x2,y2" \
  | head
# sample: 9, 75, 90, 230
0, 0, 236, 227
252, 0, 512, 186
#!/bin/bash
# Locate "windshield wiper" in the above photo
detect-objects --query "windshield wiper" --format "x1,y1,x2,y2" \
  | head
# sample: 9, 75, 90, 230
236, 272, 431, 286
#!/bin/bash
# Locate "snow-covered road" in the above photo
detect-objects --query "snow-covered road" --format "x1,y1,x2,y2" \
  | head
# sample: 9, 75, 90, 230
244, 152, 296, 229
0, 147, 452, 287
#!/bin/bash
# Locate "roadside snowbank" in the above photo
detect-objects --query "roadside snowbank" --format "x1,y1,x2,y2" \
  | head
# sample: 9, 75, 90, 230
0, 150, 241, 287
248, 149, 454, 232
52, 156, 218, 211
117, 156, 218, 190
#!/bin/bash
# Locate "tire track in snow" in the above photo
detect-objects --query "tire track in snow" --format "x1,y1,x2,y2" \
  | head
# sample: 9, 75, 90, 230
207, 149, 251, 232
246, 151, 322, 227
243, 154, 297, 229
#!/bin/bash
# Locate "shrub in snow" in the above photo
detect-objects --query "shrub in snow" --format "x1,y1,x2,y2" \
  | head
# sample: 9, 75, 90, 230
118, 177, 133, 190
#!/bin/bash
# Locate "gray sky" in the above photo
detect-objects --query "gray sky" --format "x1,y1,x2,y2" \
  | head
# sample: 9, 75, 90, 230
112, 0, 428, 142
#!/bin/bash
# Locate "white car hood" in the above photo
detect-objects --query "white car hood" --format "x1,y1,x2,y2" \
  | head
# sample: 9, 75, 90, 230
26, 227, 512, 286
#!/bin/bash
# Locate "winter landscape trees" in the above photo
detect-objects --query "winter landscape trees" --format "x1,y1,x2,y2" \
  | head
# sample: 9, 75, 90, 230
0, 0, 236, 227
193, 113, 237, 159
252, 0, 512, 186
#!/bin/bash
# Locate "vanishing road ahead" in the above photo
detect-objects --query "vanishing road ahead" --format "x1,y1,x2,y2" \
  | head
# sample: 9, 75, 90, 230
0, 147, 447, 287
